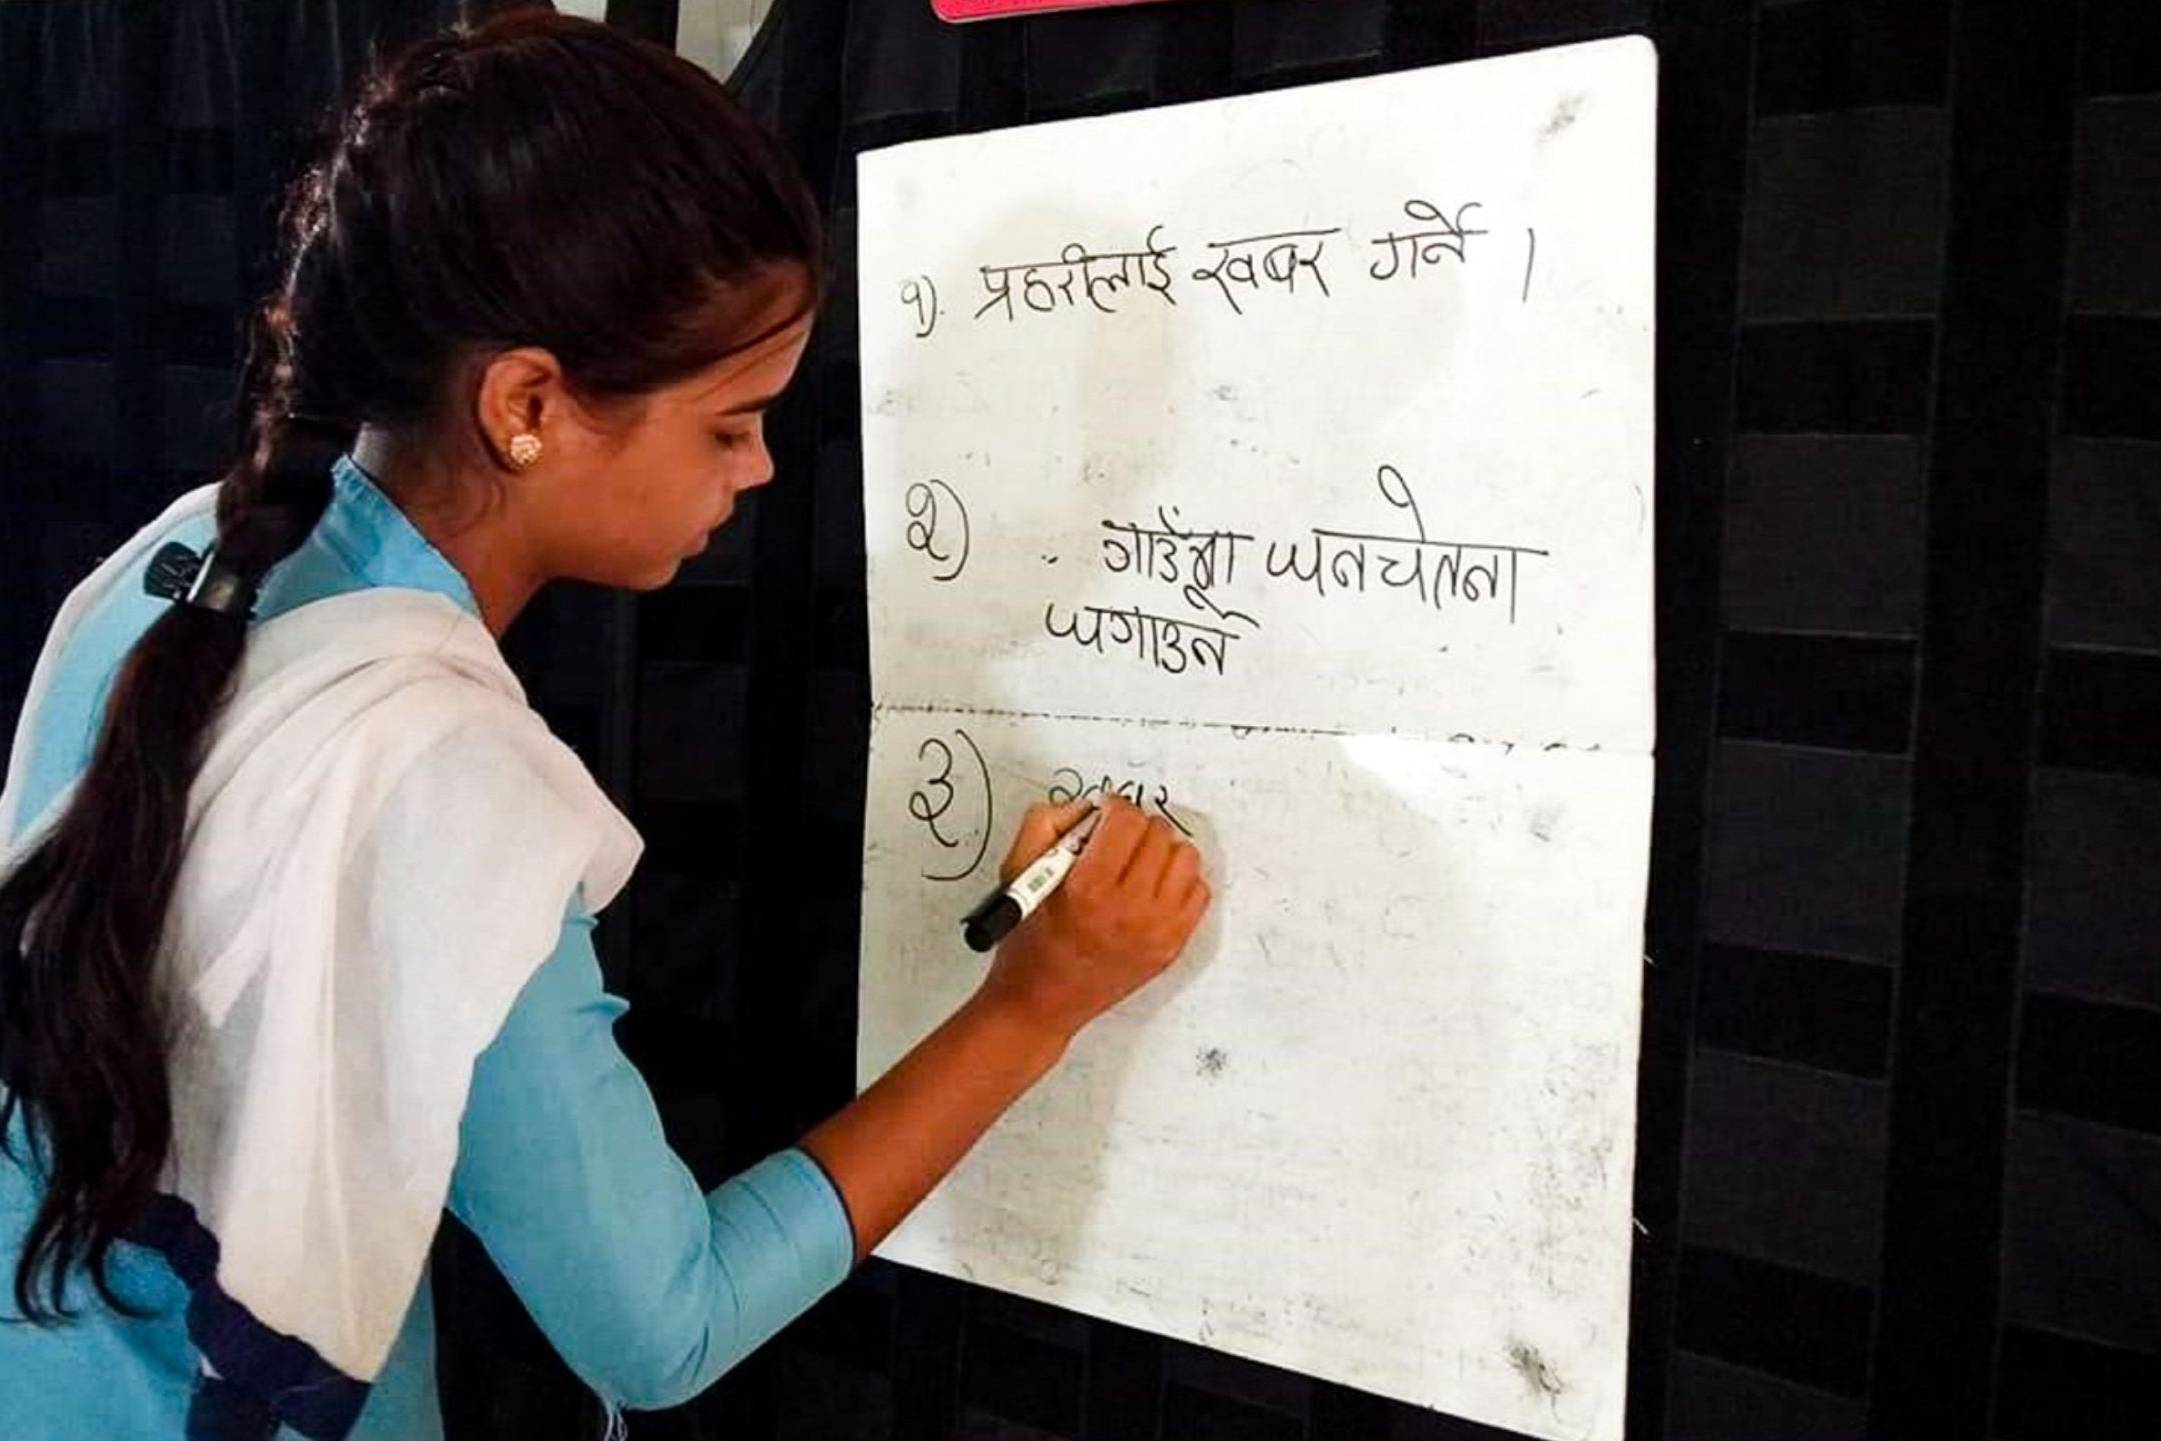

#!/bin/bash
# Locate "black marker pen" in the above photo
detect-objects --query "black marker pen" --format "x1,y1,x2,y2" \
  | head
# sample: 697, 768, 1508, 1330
961, 801, 1105, 952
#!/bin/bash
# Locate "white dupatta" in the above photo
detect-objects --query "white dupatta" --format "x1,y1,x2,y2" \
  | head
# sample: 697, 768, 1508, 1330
0, 483, 643, 1387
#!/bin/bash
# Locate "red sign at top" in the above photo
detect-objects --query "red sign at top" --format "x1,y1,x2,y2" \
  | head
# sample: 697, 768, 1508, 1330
935, 0, 1181, 20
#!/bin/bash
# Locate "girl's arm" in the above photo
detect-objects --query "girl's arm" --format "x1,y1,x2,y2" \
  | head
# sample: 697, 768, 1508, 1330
448, 796, 1200, 1410
799, 794, 1204, 1262
447, 898, 852, 1412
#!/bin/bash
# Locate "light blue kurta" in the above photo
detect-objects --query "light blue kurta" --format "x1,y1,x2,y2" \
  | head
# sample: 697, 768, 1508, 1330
0, 455, 856, 1439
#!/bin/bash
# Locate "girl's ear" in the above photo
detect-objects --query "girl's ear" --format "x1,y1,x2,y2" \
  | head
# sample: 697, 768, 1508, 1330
473, 346, 566, 471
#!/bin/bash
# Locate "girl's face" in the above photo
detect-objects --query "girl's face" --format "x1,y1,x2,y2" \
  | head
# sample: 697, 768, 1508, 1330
533, 305, 813, 592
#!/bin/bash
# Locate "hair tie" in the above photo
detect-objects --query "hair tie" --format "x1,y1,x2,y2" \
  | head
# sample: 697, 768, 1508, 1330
183, 543, 258, 618
142, 540, 256, 619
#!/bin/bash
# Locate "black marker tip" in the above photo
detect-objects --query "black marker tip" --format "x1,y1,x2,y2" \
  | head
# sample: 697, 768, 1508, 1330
963, 895, 1023, 953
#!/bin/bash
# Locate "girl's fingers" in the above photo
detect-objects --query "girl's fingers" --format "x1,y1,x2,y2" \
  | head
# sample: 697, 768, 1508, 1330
1001, 799, 1092, 885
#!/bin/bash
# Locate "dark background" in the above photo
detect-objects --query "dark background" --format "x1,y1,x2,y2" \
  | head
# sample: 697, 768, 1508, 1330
2, 1, 2157, 1437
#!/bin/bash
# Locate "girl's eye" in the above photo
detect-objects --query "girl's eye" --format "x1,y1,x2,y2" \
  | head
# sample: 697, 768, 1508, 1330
713, 430, 752, 453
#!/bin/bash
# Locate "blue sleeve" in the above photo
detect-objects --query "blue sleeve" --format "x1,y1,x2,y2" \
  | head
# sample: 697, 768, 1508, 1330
446, 893, 857, 1412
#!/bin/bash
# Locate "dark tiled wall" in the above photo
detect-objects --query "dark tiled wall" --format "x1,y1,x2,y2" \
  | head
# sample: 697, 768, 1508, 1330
2, 2, 2156, 1439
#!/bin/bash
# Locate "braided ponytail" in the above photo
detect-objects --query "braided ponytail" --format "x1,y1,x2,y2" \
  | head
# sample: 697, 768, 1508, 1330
0, 156, 349, 1324
1, 9, 820, 1321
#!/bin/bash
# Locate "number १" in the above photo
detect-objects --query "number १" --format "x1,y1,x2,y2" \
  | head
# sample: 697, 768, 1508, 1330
900, 275, 939, 339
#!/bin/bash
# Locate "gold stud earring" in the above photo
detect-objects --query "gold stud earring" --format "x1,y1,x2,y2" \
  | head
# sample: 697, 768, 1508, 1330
507, 431, 543, 469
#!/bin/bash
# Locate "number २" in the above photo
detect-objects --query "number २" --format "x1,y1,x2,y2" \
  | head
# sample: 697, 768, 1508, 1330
904, 479, 970, 583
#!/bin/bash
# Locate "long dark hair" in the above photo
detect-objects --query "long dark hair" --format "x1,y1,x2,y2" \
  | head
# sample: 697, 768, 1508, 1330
0, 10, 821, 1321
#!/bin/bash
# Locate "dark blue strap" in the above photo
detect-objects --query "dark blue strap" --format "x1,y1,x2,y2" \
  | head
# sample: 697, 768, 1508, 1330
185, 1370, 278, 1441
130, 1194, 372, 1440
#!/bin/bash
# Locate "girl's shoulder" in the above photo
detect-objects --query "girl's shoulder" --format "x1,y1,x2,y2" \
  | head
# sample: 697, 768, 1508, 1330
0, 485, 224, 845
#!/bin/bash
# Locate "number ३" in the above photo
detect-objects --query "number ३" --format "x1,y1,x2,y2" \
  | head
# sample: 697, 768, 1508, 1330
909, 728, 992, 882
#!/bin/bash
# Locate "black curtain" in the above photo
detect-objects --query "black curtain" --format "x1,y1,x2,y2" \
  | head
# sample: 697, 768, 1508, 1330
3, 3, 2158, 1439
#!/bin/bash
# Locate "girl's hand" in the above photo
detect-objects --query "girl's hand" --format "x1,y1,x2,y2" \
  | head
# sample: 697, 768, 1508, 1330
974, 795, 1210, 1044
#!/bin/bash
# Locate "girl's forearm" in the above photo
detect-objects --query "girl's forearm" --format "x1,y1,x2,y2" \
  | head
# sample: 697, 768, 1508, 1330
797, 988, 1069, 1262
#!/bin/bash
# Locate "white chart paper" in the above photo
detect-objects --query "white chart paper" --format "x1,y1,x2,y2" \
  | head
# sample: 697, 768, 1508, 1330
856, 37, 1656, 1440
